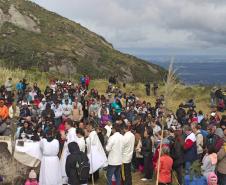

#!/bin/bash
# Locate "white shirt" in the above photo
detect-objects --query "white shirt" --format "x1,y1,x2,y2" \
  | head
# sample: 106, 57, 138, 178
77, 137, 86, 153
38, 102, 46, 111
29, 91, 37, 101
5, 80, 12, 91
52, 105, 63, 118
106, 132, 123, 166
98, 107, 109, 118
122, 131, 135, 164
153, 125, 161, 135
104, 125, 112, 138
67, 127, 77, 143
62, 104, 73, 117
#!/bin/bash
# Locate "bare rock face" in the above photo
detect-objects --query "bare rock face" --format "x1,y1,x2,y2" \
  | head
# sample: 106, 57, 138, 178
0, 142, 35, 185
0, 5, 41, 33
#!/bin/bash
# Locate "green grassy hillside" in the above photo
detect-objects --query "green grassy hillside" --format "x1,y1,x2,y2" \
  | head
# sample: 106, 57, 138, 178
0, 0, 166, 82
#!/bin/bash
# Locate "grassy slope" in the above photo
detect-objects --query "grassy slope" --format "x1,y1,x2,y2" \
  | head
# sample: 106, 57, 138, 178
90, 79, 211, 113
0, 0, 166, 82
0, 66, 211, 114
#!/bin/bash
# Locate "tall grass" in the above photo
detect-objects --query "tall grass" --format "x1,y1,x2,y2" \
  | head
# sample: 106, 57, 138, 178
0, 67, 48, 90
0, 66, 212, 113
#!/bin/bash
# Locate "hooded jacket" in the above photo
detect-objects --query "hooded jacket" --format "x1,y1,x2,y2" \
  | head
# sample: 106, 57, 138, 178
66, 142, 88, 185
184, 132, 198, 162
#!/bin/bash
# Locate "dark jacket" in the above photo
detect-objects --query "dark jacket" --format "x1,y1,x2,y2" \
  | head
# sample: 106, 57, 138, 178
66, 142, 88, 185
176, 108, 186, 120
206, 133, 224, 152
19, 127, 33, 139
171, 138, 184, 168
141, 137, 152, 157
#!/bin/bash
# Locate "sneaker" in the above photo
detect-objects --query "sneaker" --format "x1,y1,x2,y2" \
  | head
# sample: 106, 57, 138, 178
141, 178, 148, 181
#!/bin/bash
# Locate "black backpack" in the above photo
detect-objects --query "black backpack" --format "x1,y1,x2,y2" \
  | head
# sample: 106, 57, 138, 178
76, 152, 90, 181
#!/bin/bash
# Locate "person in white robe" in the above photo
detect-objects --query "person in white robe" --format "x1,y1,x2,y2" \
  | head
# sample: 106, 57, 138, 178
39, 132, 62, 185
86, 122, 108, 177
76, 128, 86, 153
60, 119, 78, 184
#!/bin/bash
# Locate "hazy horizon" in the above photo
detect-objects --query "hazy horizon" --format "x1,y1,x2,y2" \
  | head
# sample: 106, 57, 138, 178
32, 0, 226, 57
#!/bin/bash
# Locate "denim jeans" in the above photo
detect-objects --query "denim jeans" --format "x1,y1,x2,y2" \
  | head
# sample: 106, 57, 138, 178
185, 161, 191, 175
106, 165, 121, 185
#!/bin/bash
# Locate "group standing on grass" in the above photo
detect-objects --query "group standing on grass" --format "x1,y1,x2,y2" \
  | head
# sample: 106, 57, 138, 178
0, 76, 226, 185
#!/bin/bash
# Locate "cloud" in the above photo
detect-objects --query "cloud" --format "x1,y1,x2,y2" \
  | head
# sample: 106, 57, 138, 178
32, 0, 226, 54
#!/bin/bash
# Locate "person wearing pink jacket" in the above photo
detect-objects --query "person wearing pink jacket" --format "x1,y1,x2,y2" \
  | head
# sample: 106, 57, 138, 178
25, 170, 39, 185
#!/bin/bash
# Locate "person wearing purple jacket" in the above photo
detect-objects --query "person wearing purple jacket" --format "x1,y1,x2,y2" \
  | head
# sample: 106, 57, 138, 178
100, 110, 110, 128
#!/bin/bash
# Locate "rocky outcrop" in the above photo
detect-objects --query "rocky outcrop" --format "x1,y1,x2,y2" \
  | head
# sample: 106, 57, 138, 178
0, 5, 40, 33
0, 142, 31, 185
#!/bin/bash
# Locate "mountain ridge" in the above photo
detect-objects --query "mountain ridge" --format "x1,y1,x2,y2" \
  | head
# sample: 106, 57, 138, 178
0, 0, 166, 82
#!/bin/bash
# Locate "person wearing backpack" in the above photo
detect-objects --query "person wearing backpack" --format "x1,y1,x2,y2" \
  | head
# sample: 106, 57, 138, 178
206, 124, 224, 153
66, 142, 90, 185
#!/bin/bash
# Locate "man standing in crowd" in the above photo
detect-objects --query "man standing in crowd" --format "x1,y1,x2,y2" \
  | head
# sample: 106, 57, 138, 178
5, 77, 12, 97
122, 125, 135, 185
153, 82, 158, 96
183, 125, 197, 174
62, 99, 73, 119
106, 126, 124, 185
145, 82, 151, 96
207, 124, 224, 152
217, 128, 226, 185
61, 119, 77, 184
176, 104, 186, 126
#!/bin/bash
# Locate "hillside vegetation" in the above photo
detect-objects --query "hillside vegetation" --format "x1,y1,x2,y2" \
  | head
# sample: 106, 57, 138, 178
0, 66, 213, 113
0, 0, 166, 82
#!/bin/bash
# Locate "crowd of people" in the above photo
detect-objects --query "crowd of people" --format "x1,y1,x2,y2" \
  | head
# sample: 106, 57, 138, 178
0, 76, 226, 185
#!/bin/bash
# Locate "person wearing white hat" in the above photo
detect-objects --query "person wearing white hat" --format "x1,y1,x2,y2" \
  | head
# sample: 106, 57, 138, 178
38, 98, 47, 112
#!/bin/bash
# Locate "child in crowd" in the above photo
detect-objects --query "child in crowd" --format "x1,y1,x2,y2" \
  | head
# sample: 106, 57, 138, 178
25, 170, 39, 185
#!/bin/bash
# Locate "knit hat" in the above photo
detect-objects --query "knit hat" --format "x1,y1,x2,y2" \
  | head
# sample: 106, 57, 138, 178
208, 172, 218, 185
29, 170, 37, 179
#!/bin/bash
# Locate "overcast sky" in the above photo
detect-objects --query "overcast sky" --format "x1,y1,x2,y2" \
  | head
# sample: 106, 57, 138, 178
32, 0, 226, 56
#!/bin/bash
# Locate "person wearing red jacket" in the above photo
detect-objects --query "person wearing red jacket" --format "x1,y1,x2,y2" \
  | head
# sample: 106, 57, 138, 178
156, 146, 173, 185
183, 125, 198, 174
85, 75, 90, 90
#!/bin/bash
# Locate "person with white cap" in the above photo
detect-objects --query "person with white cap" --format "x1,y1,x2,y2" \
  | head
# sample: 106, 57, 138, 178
38, 98, 47, 112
